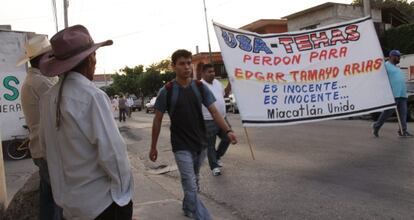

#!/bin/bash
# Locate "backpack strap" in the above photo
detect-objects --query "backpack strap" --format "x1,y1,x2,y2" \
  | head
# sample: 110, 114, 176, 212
166, 80, 179, 116
169, 81, 179, 116
191, 80, 204, 106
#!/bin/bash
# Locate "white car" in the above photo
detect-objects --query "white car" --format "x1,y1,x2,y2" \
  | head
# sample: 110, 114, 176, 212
145, 97, 157, 113
229, 94, 238, 114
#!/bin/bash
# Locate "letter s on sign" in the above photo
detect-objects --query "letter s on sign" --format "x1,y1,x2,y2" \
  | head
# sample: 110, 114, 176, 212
3, 75, 20, 101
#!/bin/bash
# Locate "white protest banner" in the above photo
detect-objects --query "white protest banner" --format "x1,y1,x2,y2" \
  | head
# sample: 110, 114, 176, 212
214, 17, 395, 127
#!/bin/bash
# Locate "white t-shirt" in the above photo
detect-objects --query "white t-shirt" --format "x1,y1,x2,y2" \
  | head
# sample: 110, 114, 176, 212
201, 79, 226, 120
127, 97, 134, 107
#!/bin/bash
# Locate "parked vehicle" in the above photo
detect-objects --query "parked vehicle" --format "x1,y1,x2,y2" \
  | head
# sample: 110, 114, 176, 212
407, 81, 414, 121
370, 81, 414, 121
229, 94, 239, 114
145, 97, 157, 113
224, 96, 231, 112
130, 95, 143, 111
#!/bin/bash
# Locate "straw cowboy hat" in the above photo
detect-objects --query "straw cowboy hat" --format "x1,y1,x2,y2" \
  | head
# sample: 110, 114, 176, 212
40, 25, 113, 77
16, 35, 51, 67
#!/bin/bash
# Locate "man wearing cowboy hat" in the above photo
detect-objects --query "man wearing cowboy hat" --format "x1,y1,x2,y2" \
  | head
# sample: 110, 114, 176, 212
18, 34, 62, 220
38, 25, 134, 220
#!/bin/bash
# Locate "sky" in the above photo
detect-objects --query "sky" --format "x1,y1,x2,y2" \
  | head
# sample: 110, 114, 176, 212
0, 0, 357, 74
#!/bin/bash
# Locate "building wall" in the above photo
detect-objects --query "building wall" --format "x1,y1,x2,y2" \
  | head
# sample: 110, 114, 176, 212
287, 5, 381, 31
252, 25, 287, 34
192, 53, 227, 79
400, 54, 414, 81
94, 80, 113, 88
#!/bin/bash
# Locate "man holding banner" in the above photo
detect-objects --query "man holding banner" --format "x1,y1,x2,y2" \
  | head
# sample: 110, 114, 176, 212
373, 50, 412, 137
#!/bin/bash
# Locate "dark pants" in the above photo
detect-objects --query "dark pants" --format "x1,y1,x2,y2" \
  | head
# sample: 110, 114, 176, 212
128, 107, 132, 117
33, 158, 63, 220
95, 201, 133, 220
119, 108, 127, 122
374, 98, 408, 132
204, 120, 230, 170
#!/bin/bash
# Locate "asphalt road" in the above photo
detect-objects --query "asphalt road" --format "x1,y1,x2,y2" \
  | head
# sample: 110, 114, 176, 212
4, 111, 413, 219
127, 111, 414, 220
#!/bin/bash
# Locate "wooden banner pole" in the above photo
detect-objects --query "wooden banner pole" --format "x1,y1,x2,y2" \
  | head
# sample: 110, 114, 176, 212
243, 127, 256, 160
395, 106, 404, 135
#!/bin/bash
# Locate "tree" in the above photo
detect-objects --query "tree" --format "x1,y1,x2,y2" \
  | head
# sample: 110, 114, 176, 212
383, 23, 414, 54
141, 59, 175, 96
99, 85, 117, 97
146, 59, 172, 73
352, 0, 414, 22
111, 65, 144, 97
104, 59, 176, 100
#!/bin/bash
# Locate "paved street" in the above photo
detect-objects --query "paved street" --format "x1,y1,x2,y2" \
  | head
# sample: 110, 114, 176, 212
4, 111, 414, 219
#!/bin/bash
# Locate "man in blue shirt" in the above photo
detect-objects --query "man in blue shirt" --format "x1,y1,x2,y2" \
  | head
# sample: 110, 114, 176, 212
149, 49, 237, 219
373, 50, 412, 137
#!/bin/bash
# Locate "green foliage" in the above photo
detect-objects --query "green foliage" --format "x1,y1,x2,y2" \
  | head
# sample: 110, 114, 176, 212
352, 0, 414, 22
146, 59, 172, 73
99, 85, 117, 97
111, 65, 143, 97
382, 23, 414, 54
102, 59, 176, 98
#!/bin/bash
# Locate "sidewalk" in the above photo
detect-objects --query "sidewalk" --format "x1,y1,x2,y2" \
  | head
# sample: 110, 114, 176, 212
118, 114, 241, 220
129, 155, 240, 220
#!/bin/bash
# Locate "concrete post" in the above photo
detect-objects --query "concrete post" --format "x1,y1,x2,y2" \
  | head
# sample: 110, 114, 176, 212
64, 0, 69, 28
363, 0, 371, 17
0, 129, 8, 212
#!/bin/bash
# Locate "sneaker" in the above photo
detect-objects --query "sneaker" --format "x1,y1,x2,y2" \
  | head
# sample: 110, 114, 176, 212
212, 167, 221, 176
371, 124, 379, 137
183, 210, 195, 218
405, 132, 414, 137
217, 159, 223, 167
398, 130, 413, 137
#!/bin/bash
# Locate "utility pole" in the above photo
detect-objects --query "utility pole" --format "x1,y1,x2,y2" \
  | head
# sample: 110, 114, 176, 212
63, 0, 69, 28
363, 0, 371, 17
202, 0, 213, 63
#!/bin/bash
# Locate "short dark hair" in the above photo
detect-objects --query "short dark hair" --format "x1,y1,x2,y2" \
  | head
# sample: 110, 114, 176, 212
72, 57, 89, 72
171, 49, 192, 65
202, 63, 214, 72
29, 54, 44, 68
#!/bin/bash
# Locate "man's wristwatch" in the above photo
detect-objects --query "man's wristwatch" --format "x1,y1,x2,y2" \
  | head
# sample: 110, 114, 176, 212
226, 129, 233, 134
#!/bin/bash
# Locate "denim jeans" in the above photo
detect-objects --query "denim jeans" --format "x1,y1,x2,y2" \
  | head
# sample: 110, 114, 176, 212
374, 97, 408, 132
174, 150, 212, 220
204, 120, 230, 170
33, 158, 63, 220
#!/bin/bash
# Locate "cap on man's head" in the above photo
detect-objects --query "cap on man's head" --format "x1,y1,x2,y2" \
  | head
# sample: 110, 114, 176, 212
389, 50, 401, 57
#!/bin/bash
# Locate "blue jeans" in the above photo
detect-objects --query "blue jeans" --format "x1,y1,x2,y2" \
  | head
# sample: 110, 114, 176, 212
204, 120, 230, 170
33, 158, 63, 220
374, 97, 408, 132
174, 150, 212, 220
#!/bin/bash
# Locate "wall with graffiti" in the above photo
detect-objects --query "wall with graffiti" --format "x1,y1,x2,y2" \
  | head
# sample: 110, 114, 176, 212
0, 31, 28, 141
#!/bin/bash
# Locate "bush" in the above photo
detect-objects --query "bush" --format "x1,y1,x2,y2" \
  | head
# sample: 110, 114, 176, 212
382, 23, 414, 55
